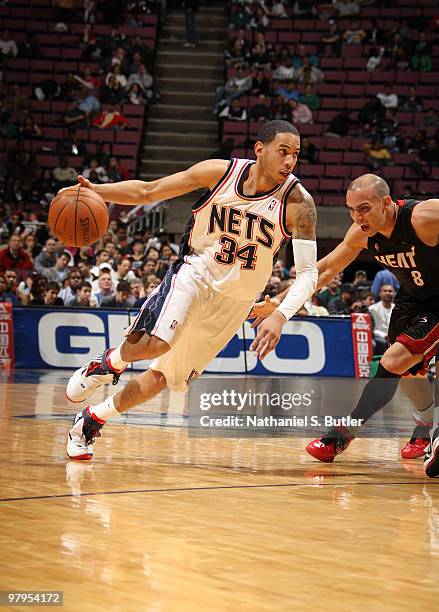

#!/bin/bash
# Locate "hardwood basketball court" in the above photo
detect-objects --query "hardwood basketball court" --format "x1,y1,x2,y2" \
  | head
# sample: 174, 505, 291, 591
1, 370, 439, 611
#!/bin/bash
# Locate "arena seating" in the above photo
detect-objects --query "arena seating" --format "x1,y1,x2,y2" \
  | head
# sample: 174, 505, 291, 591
0, 0, 158, 179
222, 1, 439, 206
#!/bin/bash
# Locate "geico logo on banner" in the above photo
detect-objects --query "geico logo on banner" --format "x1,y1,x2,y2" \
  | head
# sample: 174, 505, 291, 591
37, 313, 325, 374
206, 320, 325, 375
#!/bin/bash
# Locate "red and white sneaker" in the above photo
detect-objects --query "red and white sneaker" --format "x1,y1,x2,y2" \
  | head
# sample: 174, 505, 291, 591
306, 426, 354, 463
401, 425, 430, 459
66, 407, 105, 460
66, 349, 127, 403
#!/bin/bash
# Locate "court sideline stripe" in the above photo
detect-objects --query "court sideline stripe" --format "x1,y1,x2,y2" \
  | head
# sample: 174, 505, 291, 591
1, 480, 438, 502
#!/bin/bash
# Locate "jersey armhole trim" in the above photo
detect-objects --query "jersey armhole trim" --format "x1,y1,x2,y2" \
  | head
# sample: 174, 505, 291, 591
191, 159, 237, 213
279, 178, 300, 238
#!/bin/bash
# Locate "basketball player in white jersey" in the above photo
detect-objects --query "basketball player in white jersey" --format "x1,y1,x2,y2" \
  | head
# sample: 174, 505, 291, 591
65, 120, 318, 460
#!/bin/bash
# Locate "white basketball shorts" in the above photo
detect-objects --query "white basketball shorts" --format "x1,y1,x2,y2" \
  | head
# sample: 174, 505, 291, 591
125, 261, 253, 391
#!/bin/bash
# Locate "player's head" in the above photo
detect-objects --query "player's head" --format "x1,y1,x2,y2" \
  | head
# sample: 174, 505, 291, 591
346, 174, 392, 236
254, 120, 300, 184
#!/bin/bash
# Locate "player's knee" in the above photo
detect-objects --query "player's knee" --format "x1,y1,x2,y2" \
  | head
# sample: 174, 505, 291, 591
380, 352, 420, 375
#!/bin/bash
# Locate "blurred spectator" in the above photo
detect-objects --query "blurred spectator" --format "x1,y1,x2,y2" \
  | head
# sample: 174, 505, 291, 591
377, 84, 398, 109
219, 98, 247, 121
17, 272, 46, 305
400, 86, 423, 113
53, 156, 77, 189
214, 65, 252, 114
59, 268, 83, 303
289, 99, 313, 125
67, 281, 95, 307
92, 270, 114, 306
366, 19, 385, 45
230, 4, 252, 31
0, 273, 19, 305
251, 69, 271, 96
261, 0, 288, 18
62, 101, 89, 129
126, 64, 155, 100
371, 269, 400, 300
17, 32, 41, 59
93, 105, 128, 129
272, 57, 295, 81
249, 94, 271, 122
4, 84, 28, 114
352, 269, 371, 292
292, 44, 319, 70
78, 88, 100, 115
23, 233, 38, 263
125, 83, 147, 106
101, 75, 126, 105
56, 129, 89, 157
83, 158, 109, 183
114, 257, 136, 283
105, 64, 127, 88
334, 0, 360, 17
0, 29, 18, 57
34, 238, 58, 273
130, 278, 144, 301
319, 21, 342, 56
295, 59, 324, 85
325, 110, 353, 137
128, 239, 145, 272
299, 137, 316, 164
411, 49, 432, 72
369, 284, 395, 355
30, 281, 64, 307
316, 275, 341, 308
101, 280, 134, 308
183, 0, 199, 48
0, 235, 33, 273
90, 251, 111, 279
298, 296, 329, 317
249, 43, 271, 70
364, 140, 392, 169
272, 259, 289, 281
366, 47, 385, 72
328, 282, 357, 315
4, 269, 18, 294
42, 251, 71, 285
106, 156, 128, 182
275, 80, 299, 103
18, 115, 43, 140
343, 20, 366, 45
298, 84, 320, 111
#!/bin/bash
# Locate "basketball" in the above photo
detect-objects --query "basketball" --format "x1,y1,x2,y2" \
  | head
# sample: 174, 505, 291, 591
48, 186, 109, 247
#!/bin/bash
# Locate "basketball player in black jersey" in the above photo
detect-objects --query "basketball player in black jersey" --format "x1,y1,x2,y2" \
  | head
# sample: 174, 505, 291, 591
250, 174, 439, 478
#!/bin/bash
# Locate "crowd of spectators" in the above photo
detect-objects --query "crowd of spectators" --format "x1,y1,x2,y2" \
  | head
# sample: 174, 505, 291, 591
257, 259, 399, 354
215, 0, 439, 183
0, 0, 159, 220
0, 220, 177, 309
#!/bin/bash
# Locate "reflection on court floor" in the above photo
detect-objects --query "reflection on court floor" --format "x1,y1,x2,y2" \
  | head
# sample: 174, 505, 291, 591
1, 370, 439, 611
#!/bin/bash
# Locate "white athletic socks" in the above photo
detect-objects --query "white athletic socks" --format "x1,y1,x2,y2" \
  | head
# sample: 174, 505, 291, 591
108, 346, 128, 372
413, 401, 434, 427
89, 396, 120, 422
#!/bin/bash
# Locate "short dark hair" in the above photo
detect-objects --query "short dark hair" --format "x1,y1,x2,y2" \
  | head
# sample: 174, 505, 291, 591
79, 281, 92, 290
47, 282, 60, 292
117, 280, 131, 293
257, 120, 300, 144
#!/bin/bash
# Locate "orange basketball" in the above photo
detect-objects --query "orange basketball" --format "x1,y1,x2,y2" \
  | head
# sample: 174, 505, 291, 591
48, 186, 109, 247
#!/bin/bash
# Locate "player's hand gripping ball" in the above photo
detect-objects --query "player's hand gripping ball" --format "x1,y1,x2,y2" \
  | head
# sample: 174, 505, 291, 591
48, 185, 109, 247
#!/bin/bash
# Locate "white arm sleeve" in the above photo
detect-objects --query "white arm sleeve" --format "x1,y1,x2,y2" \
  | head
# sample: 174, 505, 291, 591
276, 239, 318, 321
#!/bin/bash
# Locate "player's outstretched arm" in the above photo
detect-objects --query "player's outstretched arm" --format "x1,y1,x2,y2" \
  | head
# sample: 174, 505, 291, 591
250, 184, 318, 359
411, 198, 439, 246
68, 159, 230, 206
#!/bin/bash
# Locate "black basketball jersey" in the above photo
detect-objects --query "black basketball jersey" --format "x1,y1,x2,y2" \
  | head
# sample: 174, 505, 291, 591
367, 199, 439, 303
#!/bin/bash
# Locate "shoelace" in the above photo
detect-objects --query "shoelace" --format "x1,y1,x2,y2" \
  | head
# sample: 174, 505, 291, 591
321, 431, 350, 451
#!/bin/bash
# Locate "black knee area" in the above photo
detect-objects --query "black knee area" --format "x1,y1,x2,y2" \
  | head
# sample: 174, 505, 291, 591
375, 363, 401, 379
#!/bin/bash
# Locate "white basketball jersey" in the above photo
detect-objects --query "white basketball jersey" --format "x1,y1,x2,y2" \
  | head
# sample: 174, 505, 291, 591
181, 158, 300, 301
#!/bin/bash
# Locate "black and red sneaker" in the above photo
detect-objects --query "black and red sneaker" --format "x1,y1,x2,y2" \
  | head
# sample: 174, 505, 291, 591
306, 426, 354, 463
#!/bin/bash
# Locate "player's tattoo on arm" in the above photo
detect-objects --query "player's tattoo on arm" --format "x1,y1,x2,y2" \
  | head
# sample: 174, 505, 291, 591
287, 187, 317, 240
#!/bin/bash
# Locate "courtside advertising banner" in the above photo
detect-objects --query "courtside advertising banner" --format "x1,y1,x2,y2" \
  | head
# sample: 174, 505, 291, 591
12, 307, 359, 376
0, 302, 14, 370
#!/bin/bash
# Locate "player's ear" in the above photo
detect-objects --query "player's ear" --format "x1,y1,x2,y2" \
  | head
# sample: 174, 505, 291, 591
254, 140, 264, 159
